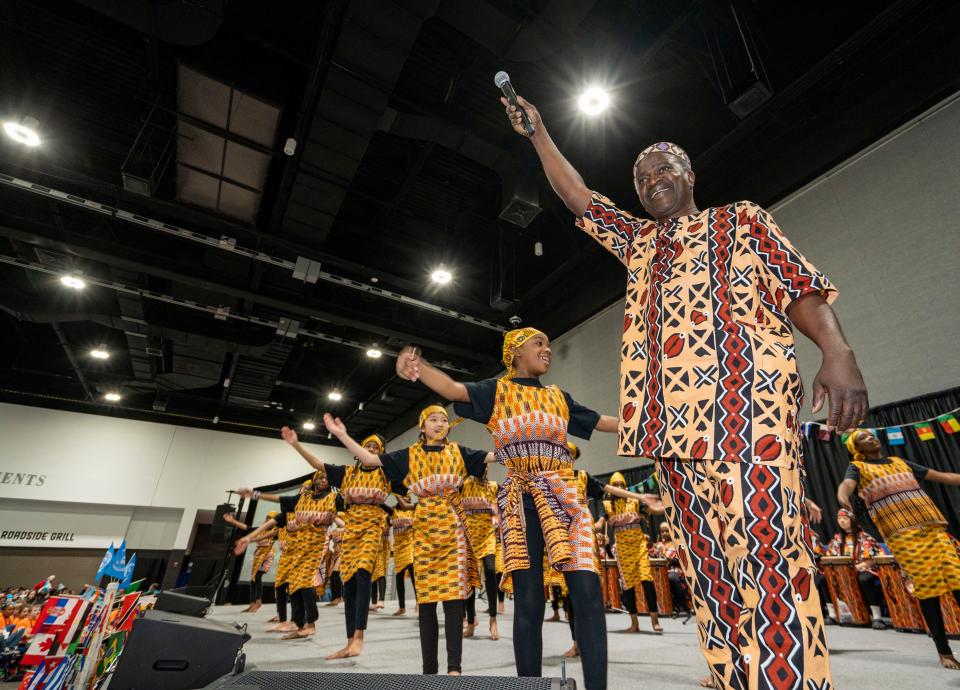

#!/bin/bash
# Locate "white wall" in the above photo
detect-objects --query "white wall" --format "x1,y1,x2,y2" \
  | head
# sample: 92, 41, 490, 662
0, 402, 355, 550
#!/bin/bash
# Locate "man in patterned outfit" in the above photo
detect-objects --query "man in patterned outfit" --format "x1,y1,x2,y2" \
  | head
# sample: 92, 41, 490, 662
502, 95, 869, 690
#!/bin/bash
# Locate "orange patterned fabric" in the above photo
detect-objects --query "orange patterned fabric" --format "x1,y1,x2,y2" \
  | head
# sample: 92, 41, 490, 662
250, 526, 277, 577
391, 504, 416, 572
404, 443, 481, 603
339, 464, 390, 582
285, 490, 337, 592
851, 456, 946, 539
578, 195, 836, 463
461, 476, 498, 562
605, 497, 653, 587
488, 379, 597, 585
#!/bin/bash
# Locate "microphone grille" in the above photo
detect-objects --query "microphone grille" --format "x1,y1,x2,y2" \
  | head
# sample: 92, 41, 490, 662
493, 71, 510, 89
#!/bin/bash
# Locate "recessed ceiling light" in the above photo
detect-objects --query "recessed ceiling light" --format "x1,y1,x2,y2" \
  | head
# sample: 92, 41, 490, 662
366, 348, 382, 359
431, 268, 452, 285
2, 117, 40, 147
328, 391, 343, 401
104, 392, 121, 402
578, 86, 610, 115
302, 421, 316, 431
60, 275, 86, 290
90, 348, 110, 360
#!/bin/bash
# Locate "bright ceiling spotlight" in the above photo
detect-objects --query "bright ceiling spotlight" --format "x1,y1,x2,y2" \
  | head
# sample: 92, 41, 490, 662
430, 268, 452, 285
2, 117, 40, 147
90, 348, 110, 360
103, 392, 122, 402
60, 275, 86, 290
328, 391, 343, 401
366, 348, 383, 359
578, 86, 610, 115
302, 421, 316, 431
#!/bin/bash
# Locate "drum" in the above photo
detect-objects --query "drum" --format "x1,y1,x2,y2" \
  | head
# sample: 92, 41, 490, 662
601, 559, 621, 610
649, 557, 673, 615
875, 555, 960, 634
820, 556, 870, 625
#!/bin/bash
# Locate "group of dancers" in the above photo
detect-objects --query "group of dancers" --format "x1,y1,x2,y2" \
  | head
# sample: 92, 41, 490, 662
228, 90, 960, 690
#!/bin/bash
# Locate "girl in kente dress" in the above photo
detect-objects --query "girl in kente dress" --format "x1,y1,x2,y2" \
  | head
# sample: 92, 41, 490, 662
396, 328, 619, 690
390, 492, 416, 615
280, 426, 392, 659
324, 406, 492, 676
461, 466, 501, 640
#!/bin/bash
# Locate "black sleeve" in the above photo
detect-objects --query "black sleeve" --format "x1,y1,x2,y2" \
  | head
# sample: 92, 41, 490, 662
273, 512, 289, 528
453, 378, 498, 425
335, 494, 346, 513
378, 449, 411, 483
904, 460, 930, 481
390, 480, 407, 495
562, 390, 600, 440
278, 495, 299, 514
585, 473, 606, 500
324, 463, 346, 489
459, 446, 489, 478
380, 503, 394, 516
593, 497, 605, 518
844, 463, 861, 482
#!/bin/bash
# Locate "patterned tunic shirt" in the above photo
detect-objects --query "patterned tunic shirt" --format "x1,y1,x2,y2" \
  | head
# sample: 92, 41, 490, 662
577, 195, 836, 462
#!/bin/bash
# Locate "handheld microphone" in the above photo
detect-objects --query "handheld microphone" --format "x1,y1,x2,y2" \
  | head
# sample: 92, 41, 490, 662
494, 71, 535, 136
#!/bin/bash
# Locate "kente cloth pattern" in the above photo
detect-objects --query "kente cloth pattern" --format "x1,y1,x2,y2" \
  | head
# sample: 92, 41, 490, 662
339, 464, 390, 583
656, 458, 831, 690
462, 476, 498, 562
887, 527, 960, 599
286, 490, 337, 592
577, 196, 836, 463
605, 498, 654, 587
404, 442, 481, 603
488, 378, 597, 587
391, 507, 416, 572
250, 526, 277, 577
851, 456, 947, 539
373, 525, 390, 581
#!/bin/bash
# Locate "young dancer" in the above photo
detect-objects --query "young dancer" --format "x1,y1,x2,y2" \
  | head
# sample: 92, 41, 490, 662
391, 493, 416, 615
370, 523, 389, 612
599, 472, 665, 634
235, 473, 335, 639
323, 406, 492, 676
243, 510, 278, 613
838, 429, 960, 669
280, 427, 392, 659
461, 467, 501, 640
397, 328, 618, 690
323, 513, 346, 607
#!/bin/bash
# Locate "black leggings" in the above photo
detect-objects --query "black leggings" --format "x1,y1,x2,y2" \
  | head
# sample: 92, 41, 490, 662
512, 502, 607, 690
289, 587, 318, 628
857, 571, 884, 608
396, 565, 415, 609
465, 555, 498, 623
343, 569, 372, 639
622, 580, 659, 615
919, 591, 960, 656
330, 572, 343, 600
371, 576, 387, 604
250, 571, 264, 602
275, 583, 288, 622
419, 600, 464, 674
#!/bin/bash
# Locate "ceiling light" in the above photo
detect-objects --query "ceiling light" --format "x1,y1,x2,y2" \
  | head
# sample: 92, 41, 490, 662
578, 87, 610, 115
302, 421, 316, 431
104, 392, 121, 402
2, 117, 40, 147
60, 275, 86, 290
90, 348, 110, 360
366, 348, 382, 359
328, 391, 342, 401
431, 268, 452, 285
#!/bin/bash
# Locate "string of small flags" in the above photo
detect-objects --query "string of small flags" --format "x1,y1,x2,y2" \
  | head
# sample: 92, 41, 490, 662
802, 406, 960, 445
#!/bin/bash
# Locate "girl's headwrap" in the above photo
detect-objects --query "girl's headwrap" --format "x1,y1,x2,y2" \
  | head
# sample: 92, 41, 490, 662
610, 471, 626, 487
418, 405, 462, 441
845, 429, 868, 462
501, 327, 546, 379
266, 511, 279, 520
361, 434, 386, 454
837, 507, 854, 520
567, 441, 581, 460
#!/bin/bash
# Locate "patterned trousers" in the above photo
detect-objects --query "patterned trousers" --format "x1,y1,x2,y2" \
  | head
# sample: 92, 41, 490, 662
655, 459, 832, 690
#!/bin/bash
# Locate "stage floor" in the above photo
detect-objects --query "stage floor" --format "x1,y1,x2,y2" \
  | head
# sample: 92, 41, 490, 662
209, 600, 957, 689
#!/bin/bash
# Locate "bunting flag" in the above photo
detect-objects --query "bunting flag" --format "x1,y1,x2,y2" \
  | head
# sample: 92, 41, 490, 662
938, 413, 960, 434
886, 426, 905, 446
915, 422, 936, 441
840, 431, 851, 445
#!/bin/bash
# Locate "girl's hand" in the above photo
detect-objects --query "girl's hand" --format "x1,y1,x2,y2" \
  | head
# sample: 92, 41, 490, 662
396, 345, 422, 381
233, 537, 250, 556
281, 426, 298, 445
323, 413, 347, 437
236, 488, 254, 499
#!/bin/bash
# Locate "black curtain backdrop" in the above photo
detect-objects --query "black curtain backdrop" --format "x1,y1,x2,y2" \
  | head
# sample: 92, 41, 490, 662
802, 386, 960, 545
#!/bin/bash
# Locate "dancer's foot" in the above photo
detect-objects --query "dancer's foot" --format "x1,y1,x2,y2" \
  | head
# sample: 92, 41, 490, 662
623, 613, 640, 633
463, 622, 476, 638
376, 602, 384, 610
241, 605, 253, 613
489, 618, 499, 641
393, 608, 406, 616
546, 611, 560, 622
699, 675, 718, 688
295, 624, 316, 638
940, 654, 960, 670
498, 601, 505, 614
267, 615, 280, 622
622, 624, 640, 633
650, 614, 663, 634
369, 605, 378, 612
870, 619, 888, 630
345, 638, 364, 657
448, 671, 461, 676
267, 622, 298, 633
281, 630, 303, 640
325, 598, 342, 607
248, 601, 262, 613
325, 645, 352, 660
562, 643, 580, 658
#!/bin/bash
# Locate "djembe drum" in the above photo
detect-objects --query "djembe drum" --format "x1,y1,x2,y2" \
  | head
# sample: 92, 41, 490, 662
820, 555, 870, 625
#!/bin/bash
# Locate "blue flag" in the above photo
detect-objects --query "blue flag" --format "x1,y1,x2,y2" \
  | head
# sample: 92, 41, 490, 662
886, 426, 905, 446
106, 540, 127, 579
96, 543, 115, 580
120, 553, 137, 589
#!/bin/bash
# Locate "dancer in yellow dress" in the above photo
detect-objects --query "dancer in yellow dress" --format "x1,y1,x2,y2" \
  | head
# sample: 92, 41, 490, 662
391, 493, 416, 615
324, 406, 492, 676
280, 427, 392, 659
243, 510, 278, 614
370, 520, 390, 611
838, 429, 960, 670
462, 467, 501, 640
598, 471, 665, 634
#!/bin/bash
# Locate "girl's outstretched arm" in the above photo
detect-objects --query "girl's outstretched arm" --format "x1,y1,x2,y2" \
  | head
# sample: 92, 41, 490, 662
396, 345, 469, 402
323, 414, 383, 467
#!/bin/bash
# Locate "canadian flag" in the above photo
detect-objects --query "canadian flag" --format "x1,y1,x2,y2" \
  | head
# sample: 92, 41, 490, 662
19, 633, 57, 666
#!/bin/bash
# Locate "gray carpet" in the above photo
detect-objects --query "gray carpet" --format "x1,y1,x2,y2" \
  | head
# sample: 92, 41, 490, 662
209, 601, 960, 689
